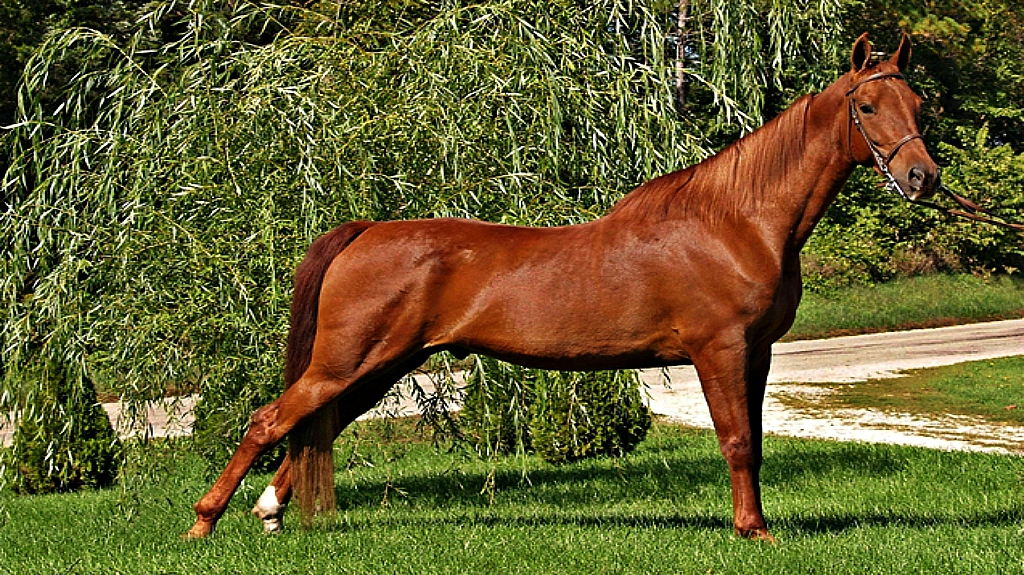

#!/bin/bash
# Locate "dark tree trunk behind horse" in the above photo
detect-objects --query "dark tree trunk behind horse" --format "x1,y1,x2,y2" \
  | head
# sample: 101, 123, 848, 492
187, 33, 939, 541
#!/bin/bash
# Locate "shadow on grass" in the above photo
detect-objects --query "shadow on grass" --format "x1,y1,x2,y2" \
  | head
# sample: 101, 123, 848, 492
760, 441, 909, 487
305, 505, 1024, 537
773, 507, 1024, 535
332, 451, 730, 510
310, 509, 736, 534
323, 440, 913, 532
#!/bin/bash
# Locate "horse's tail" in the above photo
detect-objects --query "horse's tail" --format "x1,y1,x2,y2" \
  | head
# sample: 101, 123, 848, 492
285, 220, 375, 521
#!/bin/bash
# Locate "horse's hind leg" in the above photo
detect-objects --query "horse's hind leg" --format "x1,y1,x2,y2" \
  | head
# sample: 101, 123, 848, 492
250, 379, 403, 533
694, 339, 773, 541
250, 453, 292, 534
184, 367, 403, 539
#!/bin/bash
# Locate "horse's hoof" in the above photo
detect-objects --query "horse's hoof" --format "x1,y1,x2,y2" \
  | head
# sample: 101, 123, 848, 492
182, 520, 214, 540
259, 516, 284, 534
736, 527, 777, 543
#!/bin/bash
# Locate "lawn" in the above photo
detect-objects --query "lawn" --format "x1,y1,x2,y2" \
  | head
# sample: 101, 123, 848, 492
1, 423, 1022, 574
3, 274, 1024, 574
787, 273, 1024, 340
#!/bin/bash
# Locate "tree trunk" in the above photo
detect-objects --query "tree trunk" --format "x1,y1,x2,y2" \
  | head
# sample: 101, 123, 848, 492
675, 0, 689, 113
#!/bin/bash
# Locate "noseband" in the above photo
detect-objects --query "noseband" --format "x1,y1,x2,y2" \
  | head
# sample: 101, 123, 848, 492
846, 71, 924, 200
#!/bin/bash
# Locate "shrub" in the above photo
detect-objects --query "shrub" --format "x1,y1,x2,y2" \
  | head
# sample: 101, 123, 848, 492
3, 361, 121, 494
461, 357, 651, 464
529, 369, 651, 464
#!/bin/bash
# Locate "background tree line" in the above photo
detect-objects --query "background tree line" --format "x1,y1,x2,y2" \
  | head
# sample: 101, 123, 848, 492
0, 0, 1020, 492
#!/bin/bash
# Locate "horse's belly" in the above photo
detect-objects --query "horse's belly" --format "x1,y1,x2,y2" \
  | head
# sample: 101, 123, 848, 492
443, 284, 692, 370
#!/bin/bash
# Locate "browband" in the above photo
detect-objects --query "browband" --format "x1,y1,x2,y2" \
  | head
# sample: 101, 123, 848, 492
846, 71, 905, 96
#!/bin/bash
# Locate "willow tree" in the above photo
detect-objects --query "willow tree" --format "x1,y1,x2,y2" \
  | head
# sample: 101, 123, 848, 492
0, 0, 842, 489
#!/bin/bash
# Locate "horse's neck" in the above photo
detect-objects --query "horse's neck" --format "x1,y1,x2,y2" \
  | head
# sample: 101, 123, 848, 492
763, 78, 856, 254
605, 76, 856, 259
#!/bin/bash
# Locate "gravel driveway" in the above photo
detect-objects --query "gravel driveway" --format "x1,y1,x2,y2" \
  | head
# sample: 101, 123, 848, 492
643, 319, 1024, 453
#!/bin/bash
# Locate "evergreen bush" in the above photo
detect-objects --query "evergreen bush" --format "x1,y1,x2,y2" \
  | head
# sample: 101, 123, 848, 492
461, 357, 651, 463
3, 361, 121, 494
529, 370, 650, 464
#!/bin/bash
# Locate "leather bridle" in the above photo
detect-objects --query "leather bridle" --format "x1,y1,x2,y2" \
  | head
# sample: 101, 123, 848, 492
846, 71, 923, 201
847, 71, 1024, 232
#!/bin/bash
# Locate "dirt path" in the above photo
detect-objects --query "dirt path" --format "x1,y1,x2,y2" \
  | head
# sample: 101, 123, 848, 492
3, 319, 1022, 451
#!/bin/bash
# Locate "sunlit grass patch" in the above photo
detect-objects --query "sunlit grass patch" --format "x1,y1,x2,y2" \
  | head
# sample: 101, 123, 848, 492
1, 424, 1023, 574
788, 274, 1024, 341
776, 356, 1024, 426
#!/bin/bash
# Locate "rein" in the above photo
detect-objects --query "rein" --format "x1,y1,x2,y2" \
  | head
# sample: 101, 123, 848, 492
914, 185, 1024, 232
847, 72, 1024, 232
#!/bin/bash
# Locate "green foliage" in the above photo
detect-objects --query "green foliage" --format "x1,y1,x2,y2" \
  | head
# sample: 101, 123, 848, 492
683, 0, 844, 130
0, 0, 154, 134
0, 0, 714, 477
2, 359, 121, 494
934, 127, 1024, 270
461, 358, 536, 456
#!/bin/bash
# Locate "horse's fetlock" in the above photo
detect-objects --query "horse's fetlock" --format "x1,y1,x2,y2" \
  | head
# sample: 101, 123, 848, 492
252, 485, 287, 534
193, 498, 218, 523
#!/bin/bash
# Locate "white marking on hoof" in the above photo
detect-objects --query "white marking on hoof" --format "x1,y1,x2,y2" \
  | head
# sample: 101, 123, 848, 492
251, 485, 287, 534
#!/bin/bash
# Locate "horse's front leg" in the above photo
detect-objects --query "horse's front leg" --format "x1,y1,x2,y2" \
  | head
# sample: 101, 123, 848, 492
694, 338, 774, 541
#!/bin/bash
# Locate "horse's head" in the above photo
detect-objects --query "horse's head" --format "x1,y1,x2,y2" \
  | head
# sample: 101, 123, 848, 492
847, 33, 940, 201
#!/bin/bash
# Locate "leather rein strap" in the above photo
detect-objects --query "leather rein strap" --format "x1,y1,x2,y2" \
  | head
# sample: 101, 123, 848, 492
847, 72, 1024, 233
915, 186, 1024, 232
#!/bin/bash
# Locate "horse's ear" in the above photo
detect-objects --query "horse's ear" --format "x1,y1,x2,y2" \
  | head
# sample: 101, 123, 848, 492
851, 33, 872, 72
891, 32, 912, 71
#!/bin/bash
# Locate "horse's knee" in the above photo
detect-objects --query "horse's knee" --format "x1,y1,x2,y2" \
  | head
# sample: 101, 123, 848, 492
718, 434, 760, 468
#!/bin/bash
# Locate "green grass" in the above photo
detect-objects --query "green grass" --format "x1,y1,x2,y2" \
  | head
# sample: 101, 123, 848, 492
1, 423, 1023, 574
787, 274, 1024, 341
779, 356, 1024, 425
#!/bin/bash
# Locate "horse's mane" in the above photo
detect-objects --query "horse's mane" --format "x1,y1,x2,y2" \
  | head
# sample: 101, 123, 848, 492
608, 93, 815, 223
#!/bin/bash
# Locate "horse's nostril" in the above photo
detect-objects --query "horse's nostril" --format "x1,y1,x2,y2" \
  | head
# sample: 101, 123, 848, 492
908, 167, 925, 190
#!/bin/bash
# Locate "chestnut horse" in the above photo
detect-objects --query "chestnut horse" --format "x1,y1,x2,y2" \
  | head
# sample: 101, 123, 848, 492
186, 33, 939, 541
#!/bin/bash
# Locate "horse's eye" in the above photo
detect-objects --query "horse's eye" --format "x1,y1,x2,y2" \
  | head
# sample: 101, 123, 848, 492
859, 103, 875, 114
